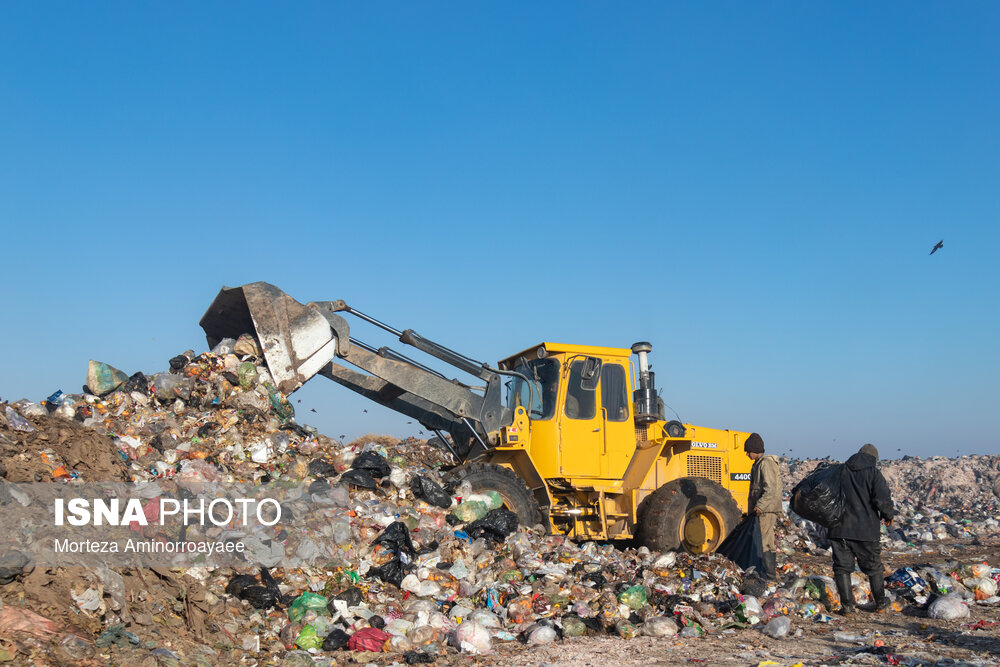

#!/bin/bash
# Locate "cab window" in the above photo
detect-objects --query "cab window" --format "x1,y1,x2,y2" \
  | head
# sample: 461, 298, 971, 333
564, 360, 597, 419
601, 363, 629, 421
508, 358, 560, 420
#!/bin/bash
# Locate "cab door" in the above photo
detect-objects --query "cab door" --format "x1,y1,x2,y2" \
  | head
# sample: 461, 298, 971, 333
599, 362, 636, 479
557, 357, 604, 477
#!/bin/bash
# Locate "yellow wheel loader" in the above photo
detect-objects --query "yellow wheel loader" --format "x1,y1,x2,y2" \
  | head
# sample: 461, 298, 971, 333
200, 283, 756, 554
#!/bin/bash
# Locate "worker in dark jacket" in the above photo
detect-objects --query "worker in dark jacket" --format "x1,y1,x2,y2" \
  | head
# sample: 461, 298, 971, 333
829, 443, 895, 615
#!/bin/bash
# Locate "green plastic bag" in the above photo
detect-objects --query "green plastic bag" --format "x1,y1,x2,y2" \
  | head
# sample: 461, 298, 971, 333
295, 624, 323, 650
615, 619, 638, 639
266, 384, 295, 422
237, 362, 258, 389
481, 491, 503, 510
288, 592, 329, 623
451, 500, 488, 522
618, 585, 648, 610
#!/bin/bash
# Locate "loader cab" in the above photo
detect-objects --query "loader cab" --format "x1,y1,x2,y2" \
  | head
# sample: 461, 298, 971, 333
501, 343, 637, 480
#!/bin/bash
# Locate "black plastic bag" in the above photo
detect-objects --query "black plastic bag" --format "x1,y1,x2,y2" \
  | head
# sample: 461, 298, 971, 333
416, 539, 439, 556
224, 574, 258, 597
308, 478, 331, 496
322, 629, 350, 651
578, 615, 604, 634
225, 569, 282, 609
339, 468, 377, 489
260, 567, 285, 598
122, 372, 148, 394
372, 521, 416, 559
370, 557, 410, 587
790, 463, 845, 528
168, 355, 189, 372
330, 586, 363, 609
352, 451, 391, 478
740, 572, 767, 597
410, 475, 453, 508
239, 585, 279, 609
465, 508, 519, 543
716, 515, 766, 574
404, 651, 435, 664
308, 458, 339, 477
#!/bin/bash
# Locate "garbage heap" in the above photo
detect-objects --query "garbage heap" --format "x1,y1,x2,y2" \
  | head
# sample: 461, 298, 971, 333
0, 338, 998, 665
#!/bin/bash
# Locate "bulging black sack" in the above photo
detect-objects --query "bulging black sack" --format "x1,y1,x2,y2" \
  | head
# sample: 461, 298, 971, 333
716, 514, 765, 574
790, 463, 845, 528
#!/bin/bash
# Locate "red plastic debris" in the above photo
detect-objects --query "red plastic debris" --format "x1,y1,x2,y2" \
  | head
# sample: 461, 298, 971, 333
348, 627, 391, 652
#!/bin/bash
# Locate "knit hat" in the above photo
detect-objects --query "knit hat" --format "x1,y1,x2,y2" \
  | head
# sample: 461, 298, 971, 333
744, 433, 764, 453
859, 443, 879, 459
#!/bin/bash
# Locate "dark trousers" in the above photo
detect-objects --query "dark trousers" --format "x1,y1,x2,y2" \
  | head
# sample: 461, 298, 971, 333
831, 538, 882, 576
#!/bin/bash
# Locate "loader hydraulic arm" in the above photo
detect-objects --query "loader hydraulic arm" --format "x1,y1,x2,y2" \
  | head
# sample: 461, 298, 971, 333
200, 282, 518, 459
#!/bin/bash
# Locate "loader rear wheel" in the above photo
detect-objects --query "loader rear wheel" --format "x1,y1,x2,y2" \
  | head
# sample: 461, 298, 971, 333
638, 477, 741, 554
447, 463, 544, 529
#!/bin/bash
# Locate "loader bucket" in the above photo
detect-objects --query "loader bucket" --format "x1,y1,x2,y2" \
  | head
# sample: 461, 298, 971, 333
199, 282, 339, 395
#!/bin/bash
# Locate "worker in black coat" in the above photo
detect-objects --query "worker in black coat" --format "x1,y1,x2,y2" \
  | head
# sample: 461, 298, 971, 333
829, 443, 896, 615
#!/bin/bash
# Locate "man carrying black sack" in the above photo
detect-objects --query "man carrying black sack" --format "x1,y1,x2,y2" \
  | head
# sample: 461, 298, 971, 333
829, 443, 895, 615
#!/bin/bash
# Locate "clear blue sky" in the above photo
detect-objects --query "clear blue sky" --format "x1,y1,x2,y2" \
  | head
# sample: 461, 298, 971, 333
1, 3, 997, 459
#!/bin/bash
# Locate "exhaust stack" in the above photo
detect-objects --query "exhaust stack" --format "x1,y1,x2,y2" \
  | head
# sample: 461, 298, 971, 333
631, 341, 659, 424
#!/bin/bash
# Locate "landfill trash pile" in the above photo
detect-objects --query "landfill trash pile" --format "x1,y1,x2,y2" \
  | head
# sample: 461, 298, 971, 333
0, 341, 999, 664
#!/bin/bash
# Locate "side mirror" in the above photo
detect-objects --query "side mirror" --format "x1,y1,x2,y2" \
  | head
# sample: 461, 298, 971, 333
580, 357, 602, 391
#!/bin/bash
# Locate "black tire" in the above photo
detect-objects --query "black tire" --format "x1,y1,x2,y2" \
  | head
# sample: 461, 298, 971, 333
638, 476, 741, 554
447, 462, 544, 528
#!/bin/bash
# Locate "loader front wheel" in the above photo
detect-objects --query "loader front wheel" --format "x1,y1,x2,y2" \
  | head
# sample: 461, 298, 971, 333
638, 477, 741, 554
447, 463, 544, 529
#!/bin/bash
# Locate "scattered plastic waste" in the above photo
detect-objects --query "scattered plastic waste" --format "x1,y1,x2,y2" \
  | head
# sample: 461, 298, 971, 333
4, 406, 34, 432
762, 615, 791, 638
928, 595, 971, 620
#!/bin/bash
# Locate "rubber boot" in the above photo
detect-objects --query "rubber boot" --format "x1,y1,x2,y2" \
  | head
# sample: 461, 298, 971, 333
763, 552, 777, 582
867, 571, 889, 612
835, 573, 855, 616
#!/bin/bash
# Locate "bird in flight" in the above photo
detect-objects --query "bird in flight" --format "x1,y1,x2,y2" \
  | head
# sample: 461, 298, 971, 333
930, 240, 944, 255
